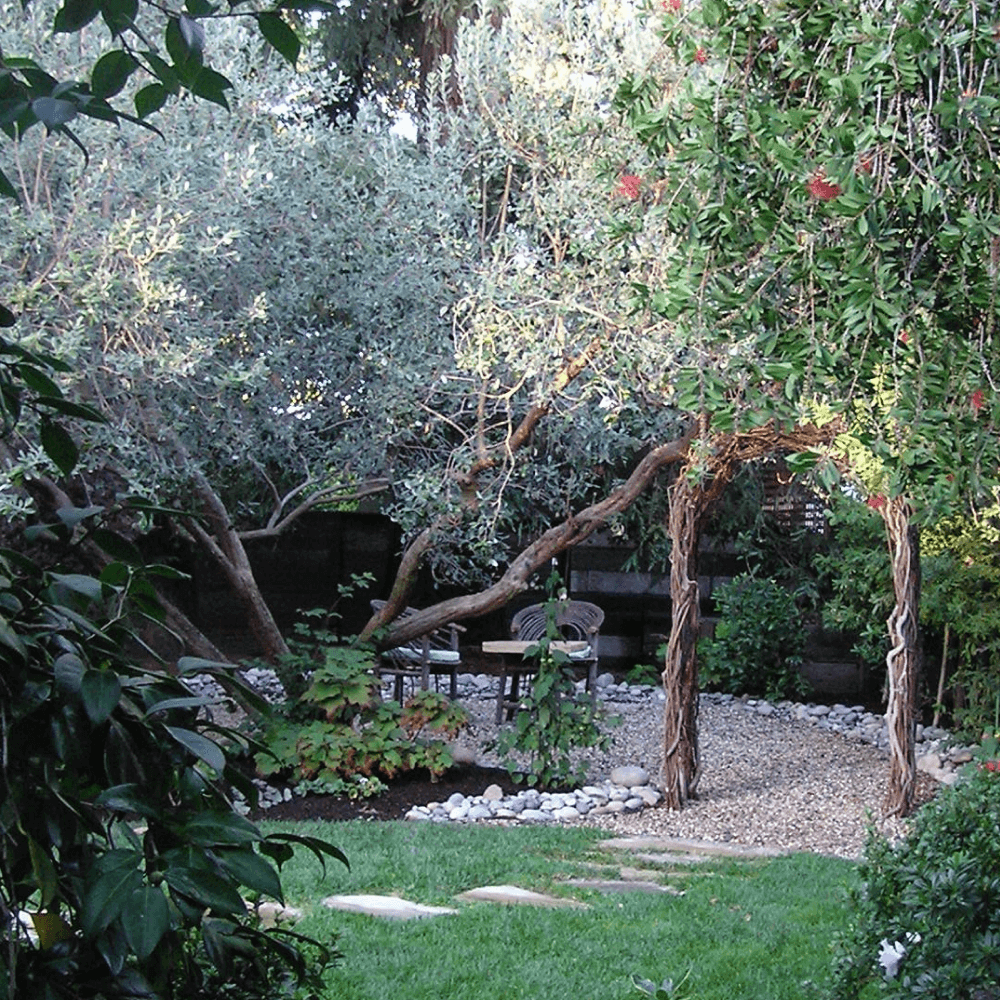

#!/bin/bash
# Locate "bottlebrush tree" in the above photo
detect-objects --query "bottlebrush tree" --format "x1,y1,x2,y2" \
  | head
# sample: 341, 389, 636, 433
615, 0, 1000, 815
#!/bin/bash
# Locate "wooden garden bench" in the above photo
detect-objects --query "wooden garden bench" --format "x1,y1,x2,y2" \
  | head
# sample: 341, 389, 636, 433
370, 600, 465, 702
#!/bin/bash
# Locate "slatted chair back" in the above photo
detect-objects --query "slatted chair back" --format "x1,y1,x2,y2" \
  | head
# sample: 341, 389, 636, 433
493, 599, 604, 721
370, 600, 464, 701
510, 600, 604, 648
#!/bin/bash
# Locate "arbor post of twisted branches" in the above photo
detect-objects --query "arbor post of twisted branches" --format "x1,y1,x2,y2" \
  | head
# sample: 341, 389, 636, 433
881, 495, 921, 818
660, 468, 709, 809
660, 421, 841, 809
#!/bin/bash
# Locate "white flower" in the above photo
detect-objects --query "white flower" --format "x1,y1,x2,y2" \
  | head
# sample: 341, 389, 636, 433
878, 932, 921, 979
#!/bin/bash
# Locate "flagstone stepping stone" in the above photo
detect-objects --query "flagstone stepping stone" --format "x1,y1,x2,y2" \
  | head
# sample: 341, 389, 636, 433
456, 885, 588, 909
322, 894, 458, 920
560, 878, 684, 896
598, 836, 786, 859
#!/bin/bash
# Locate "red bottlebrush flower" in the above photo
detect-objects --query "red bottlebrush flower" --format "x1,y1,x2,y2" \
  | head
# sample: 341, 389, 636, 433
866, 494, 887, 511
616, 174, 642, 200
972, 388, 986, 412
662, 0, 682, 11
807, 170, 841, 201
984, 759, 999, 772
693, 47, 708, 64
899, 329, 909, 344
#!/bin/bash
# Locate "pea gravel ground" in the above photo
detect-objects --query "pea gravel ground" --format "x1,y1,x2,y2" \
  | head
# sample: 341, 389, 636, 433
462, 695, 924, 859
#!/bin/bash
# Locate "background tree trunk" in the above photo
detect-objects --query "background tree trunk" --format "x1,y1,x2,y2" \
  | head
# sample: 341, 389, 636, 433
882, 496, 920, 818
661, 473, 703, 808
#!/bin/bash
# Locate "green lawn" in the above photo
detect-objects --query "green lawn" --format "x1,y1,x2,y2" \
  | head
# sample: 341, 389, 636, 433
265, 819, 858, 999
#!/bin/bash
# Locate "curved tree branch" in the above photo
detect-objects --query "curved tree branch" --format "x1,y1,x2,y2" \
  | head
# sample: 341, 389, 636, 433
373, 428, 696, 647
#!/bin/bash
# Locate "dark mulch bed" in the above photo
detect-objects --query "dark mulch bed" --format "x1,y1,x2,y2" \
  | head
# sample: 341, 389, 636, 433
253, 765, 531, 823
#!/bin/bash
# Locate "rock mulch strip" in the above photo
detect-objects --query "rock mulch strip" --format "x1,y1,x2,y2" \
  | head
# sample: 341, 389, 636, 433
403, 764, 659, 824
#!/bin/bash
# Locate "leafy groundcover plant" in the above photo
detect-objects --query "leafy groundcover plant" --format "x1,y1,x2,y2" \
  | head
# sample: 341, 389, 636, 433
255, 621, 469, 792
828, 745, 1000, 999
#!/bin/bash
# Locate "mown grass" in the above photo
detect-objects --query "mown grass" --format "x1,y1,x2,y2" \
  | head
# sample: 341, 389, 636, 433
265, 819, 858, 1000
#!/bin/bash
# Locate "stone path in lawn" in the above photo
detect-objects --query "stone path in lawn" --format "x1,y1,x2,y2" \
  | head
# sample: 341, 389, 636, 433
320, 836, 784, 919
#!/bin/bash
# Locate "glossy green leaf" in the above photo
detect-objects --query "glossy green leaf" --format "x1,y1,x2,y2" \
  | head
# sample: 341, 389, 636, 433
53, 652, 86, 693
94, 783, 161, 818
31, 96, 77, 128
91, 529, 144, 565
35, 395, 106, 421
15, 364, 61, 397
264, 832, 349, 873
212, 847, 283, 900
51, 573, 103, 600
39, 418, 78, 475
163, 863, 245, 916
181, 811, 261, 847
257, 13, 300, 67
122, 886, 171, 960
55, 505, 104, 529
134, 83, 168, 119
101, 0, 138, 35
0, 169, 17, 201
165, 726, 225, 773
53, 0, 100, 32
81, 859, 143, 936
91, 50, 137, 99
81, 669, 121, 724
189, 67, 232, 110
28, 837, 59, 908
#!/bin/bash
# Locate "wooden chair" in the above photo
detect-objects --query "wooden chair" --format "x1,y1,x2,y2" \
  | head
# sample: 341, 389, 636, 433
370, 600, 465, 702
496, 599, 604, 722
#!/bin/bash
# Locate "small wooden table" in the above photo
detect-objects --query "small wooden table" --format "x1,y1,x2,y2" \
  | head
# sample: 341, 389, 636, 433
482, 640, 589, 723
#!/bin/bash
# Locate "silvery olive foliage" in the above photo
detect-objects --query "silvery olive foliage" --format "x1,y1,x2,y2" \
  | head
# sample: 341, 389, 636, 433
383, 0, 696, 583
2, 9, 475, 527
4, 0, 698, 603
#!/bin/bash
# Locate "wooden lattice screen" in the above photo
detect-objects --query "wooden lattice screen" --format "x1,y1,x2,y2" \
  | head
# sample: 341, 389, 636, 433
760, 463, 828, 534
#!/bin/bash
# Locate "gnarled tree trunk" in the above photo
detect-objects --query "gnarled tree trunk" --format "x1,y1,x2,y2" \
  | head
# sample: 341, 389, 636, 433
881, 496, 920, 818
661, 472, 703, 808
360, 430, 695, 645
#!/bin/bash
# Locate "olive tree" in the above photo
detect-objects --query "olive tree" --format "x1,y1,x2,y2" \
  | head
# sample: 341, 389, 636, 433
2, 5, 480, 659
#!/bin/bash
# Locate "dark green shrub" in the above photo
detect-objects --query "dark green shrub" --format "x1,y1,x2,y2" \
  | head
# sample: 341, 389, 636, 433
828, 754, 1000, 1000
0, 512, 346, 1000
0, 337, 345, 1000
699, 574, 809, 701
